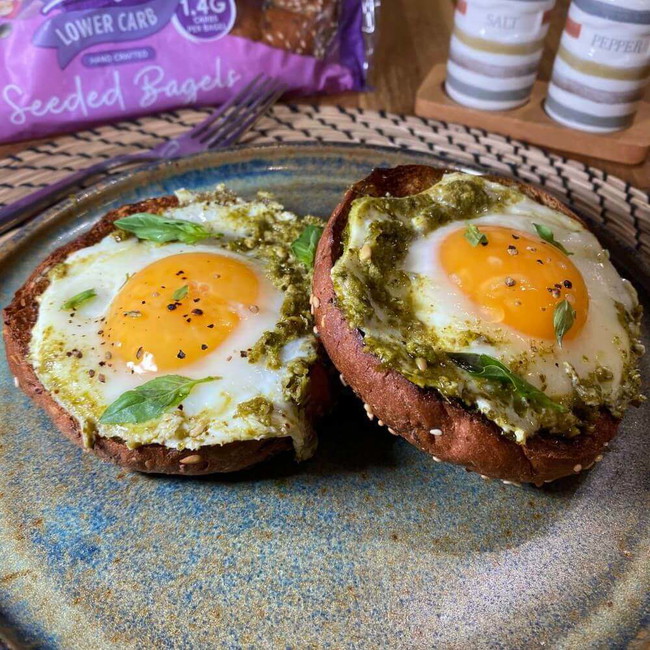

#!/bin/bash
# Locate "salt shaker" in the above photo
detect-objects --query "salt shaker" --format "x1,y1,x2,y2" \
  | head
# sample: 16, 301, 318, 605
446, 0, 556, 111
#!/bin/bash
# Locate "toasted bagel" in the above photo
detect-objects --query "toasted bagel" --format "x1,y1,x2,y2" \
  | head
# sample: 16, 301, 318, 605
4, 196, 330, 476
312, 165, 620, 486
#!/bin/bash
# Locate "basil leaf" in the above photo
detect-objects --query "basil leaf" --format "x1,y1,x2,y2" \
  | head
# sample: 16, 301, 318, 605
450, 352, 567, 412
99, 375, 219, 424
173, 285, 188, 301
554, 299, 576, 347
114, 213, 211, 245
61, 288, 96, 311
533, 223, 572, 256
291, 225, 324, 267
464, 223, 488, 247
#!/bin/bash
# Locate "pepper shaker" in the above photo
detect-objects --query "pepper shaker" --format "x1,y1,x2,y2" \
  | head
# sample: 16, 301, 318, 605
545, 0, 650, 133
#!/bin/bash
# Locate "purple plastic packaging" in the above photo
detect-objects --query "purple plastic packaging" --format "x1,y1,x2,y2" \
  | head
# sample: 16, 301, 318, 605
0, 0, 377, 143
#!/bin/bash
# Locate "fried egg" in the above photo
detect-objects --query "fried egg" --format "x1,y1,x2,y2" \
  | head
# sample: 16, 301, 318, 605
29, 187, 320, 458
333, 172, 644, 442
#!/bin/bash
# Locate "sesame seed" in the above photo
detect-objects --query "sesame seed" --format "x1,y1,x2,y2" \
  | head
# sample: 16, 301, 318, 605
13, 377, 19, 388
339, 374, 347, 387
359, 244, 372, 262
480, 474, 490, 480
388, 428, 397, 435
429, 429, 443, 436
432, 456, 441, 463
313, 326, 319, 335
595, 454, 603, 462
377, 420, 384, 427
573, 464, 582, 473
312, 296, 320, 309
136, 347, 143, 360
180, 454, 202, 465
415, 357, 428, 371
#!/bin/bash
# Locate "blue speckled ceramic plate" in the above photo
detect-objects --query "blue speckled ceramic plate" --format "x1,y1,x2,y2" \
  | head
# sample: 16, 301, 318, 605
1, 144, 648, 649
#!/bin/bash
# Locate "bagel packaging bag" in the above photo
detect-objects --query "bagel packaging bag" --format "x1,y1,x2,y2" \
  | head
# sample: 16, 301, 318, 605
0, 0, 380, 143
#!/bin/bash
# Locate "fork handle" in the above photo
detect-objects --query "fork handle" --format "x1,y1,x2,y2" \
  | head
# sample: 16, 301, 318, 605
0, 153, 157, 237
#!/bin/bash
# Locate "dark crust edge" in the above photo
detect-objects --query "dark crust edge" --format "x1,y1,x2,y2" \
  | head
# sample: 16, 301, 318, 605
312, 165, 618, 486
3, 196, 329, 475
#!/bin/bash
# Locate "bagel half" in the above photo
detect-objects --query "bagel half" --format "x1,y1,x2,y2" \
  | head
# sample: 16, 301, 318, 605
4, 195, 330, 476
312, 165, 626, 486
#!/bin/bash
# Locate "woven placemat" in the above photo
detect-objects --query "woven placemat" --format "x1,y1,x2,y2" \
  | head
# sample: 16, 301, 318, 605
1, 104, 649, 258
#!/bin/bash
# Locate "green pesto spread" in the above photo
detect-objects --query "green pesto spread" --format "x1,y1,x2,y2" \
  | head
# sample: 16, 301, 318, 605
331, 172, 644, 443
236, 396, 275, 426
221, 194, 321, 406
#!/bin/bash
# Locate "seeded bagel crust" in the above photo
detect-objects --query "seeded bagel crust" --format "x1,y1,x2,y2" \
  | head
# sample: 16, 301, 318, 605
312, 165, 618, 486
4, 196, 329, 475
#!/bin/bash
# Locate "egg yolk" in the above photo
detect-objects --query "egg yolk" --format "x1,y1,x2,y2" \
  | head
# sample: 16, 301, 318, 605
440, 225, 588, 341
104, 252, 259, 371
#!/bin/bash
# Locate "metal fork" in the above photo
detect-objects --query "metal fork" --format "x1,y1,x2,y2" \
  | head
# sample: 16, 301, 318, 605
0, 74, 286, 236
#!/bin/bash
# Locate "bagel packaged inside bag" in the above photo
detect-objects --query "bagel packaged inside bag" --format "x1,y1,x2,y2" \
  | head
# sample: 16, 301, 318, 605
0, 0, 380, 143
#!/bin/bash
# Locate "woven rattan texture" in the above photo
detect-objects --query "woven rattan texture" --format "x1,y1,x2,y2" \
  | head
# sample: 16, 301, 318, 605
2, 104, 649, 257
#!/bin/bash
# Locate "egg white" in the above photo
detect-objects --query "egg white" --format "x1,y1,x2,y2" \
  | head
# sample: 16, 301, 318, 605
404, 200, 636, 386
29, 189, 318, 457
339, 173, 643, 441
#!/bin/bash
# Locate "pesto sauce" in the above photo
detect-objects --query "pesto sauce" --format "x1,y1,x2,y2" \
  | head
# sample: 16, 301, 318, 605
236, 396, 275, 426
224, 202, 321, 407
331, 173, 644, 442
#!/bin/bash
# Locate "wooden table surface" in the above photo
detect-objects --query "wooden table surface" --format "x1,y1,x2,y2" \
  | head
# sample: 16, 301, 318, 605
1, 0, 648, 188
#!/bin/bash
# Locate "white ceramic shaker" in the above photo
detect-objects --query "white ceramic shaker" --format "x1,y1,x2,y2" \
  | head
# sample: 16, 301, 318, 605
545, 0, 650, 133
445, 0, 556, 111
